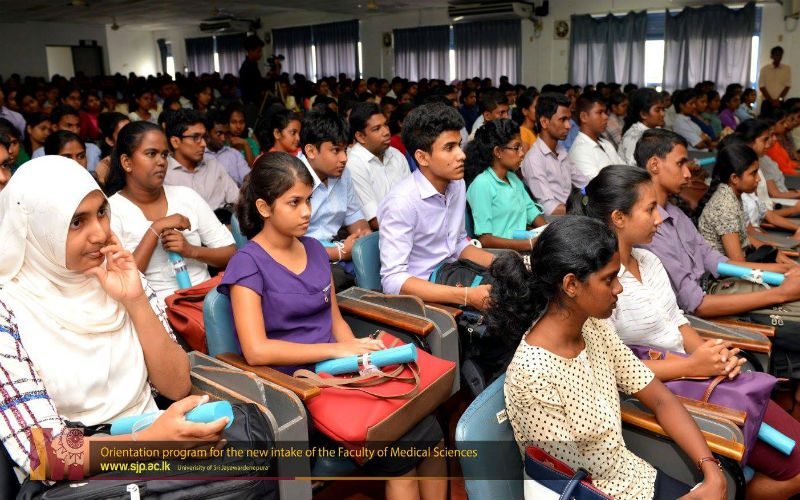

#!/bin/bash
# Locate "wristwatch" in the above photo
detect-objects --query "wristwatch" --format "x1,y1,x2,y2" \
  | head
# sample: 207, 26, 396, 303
697, 456, 723, 471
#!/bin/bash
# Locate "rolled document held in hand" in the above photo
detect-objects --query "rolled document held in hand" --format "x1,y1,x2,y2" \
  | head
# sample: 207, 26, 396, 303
696, 157, 716, 167
315, 343, 418, 375
511, 225, 548, 240
717, 262, 785, 286
168, 251, 192, 289
759, 422, 796, 455
110, 401, 234, 435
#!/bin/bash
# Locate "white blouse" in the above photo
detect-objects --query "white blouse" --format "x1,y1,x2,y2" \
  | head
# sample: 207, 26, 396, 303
110, 185, 235, 302
607, 248, 688, 353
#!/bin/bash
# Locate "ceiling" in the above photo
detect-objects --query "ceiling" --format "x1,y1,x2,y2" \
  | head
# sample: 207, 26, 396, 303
0, 0, 453, 30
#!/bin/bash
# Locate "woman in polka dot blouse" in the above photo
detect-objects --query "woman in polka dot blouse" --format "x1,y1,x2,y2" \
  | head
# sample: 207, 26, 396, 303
484, 217, 726, 500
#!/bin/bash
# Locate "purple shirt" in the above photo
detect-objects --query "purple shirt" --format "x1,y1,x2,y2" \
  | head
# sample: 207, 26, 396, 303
218, 237, 334, 375
640, 203, 728, 314
718, 108, 739, 131
204, 146, 251, 186
377, 169, 470, 295
0, 106, 25, 139
521, 137, 589, 214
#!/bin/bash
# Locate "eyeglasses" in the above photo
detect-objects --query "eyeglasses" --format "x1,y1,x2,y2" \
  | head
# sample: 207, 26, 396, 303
180, 133, 208, 143
502, 145, 524, 152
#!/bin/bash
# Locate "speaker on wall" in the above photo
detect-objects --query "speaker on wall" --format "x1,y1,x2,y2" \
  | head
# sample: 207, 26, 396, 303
383, 32, 392, 48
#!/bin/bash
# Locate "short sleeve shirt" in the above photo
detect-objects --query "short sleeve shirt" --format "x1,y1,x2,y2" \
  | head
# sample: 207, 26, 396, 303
504, 317, 656, 500
760, 155, 788, 192
698, 183, 749, 255
466, 169, 541, 239
218, 238, 335, 375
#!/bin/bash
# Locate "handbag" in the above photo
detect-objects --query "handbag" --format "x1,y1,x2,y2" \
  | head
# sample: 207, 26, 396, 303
629, 345, 777, 463
523, 445, 613, 500
17, 403, 277, 500
293, 332, 456, 465
164, 274, 223, 353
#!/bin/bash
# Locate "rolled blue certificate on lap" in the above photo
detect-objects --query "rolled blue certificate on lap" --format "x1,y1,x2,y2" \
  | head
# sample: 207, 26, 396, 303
110, 401, 234, 435
717, 262, 784, 286
315, 343, 418, 375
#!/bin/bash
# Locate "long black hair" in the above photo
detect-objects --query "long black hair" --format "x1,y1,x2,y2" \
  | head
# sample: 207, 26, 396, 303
104, 121, 164, 196
463, 118, 519, 187
567, 165, 652, 225
235, 152, 314, 239
43, 130, 84, 155
485, 216, 618, 344
707, 143, 759, 200
624, 88, 661, 133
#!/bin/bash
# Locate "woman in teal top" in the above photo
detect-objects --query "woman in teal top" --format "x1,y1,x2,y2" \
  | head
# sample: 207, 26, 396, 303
465, 118, 545, 251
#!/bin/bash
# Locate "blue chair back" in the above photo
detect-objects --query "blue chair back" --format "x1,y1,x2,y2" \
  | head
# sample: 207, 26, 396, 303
203, 288, 242, 357
455, 373, 523, 500
230, 213, 248, 249
351, 232, 382, 291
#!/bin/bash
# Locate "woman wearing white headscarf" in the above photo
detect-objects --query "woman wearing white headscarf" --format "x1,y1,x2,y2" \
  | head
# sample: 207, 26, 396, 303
0, 156, 227, 478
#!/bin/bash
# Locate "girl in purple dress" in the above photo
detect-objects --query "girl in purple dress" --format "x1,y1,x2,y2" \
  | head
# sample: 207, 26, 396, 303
220, 152, 447, 500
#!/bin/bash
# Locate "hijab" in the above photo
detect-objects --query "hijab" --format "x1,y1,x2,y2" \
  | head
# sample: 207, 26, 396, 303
0, 156, 156, 424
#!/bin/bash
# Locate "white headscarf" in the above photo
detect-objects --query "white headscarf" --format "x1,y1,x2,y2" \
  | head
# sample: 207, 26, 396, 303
0, 156, 156, 424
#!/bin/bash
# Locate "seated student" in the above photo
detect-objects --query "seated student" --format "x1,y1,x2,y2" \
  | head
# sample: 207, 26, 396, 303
79, 90, 102, 142
191, 83, 213, 115
0, 156, 225, 479
95, 112, 131, 187
521, 92, 589, 215
766, 109, 800, 175
619, 88, 665, 166
672, 89, 715, 151
702, 90, 724, 138
737, 88, 757, 122
512, 87, 539, 153
43, 130, 88, 169
32, 106, 101, 171
697, 144, 771, 260
635, 128, 800, 319
164, 109, 239, 222
487, 217, 727, 500
205, 109, 251, 187
257, 108, 301, 155
220, 153, 446, 500
464, 118, 545, 251
719, 92, 742, 132
467, 90, 509, 142
127, 87, 158, 124
346, 102, 410, 230
106, 121, 236, 303
574, 165, 800, 500
603, 91, 628, 148
568, 91, 624, 179
378, 102, 493, 307
388, 102, 415, 156
298, 107, 370, 290
23, 112, 51, 167
0, 133, 11, 191
228, 104, 259, 166
0, 88, 25, 141
0, 118, 23, 168
689, 90, 718, 142
459, 88, 479, 133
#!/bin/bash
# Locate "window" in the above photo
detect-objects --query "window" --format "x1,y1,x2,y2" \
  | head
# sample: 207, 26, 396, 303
644, 40, 664, 89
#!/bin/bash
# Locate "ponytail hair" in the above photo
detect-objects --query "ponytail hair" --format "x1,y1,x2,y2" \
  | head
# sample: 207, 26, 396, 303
485, 216, 618, 344
235, 152, 314, 239
707, 143, 759, 199
104, 121, 163, 196
624, 88, 660, 134
566, 165, 652, 225
463, 118, 519, 187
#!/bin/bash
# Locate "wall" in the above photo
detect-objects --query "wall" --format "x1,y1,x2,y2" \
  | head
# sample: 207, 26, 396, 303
105, 27, 160, 76
0, 22, 108, 78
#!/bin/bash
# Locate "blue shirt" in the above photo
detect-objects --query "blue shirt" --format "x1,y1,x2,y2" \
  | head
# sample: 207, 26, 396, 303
32, 142, 102, 172
298, 152, 365, 243
558, 118, 579, 150
466, 168, 541, 239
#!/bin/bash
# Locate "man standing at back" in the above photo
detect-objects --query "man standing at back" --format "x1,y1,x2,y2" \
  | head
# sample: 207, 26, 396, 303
759, 45, 791, 118
346, 102, 410, 230
239, 35, 264, 106
521, 93, 588, 215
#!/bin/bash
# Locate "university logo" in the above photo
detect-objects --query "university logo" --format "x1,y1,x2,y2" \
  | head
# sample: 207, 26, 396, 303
28, 427, 85, 480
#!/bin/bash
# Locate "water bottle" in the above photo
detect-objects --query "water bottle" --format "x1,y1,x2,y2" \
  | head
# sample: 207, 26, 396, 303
168, 251, 192, 289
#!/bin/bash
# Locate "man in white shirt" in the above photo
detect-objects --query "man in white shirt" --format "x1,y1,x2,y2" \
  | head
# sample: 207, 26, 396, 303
759, 45, 791, 117
568, 92, 624, 179
467, 90, 509, 141
164, 109, 239, 222
346, 102, 410, 229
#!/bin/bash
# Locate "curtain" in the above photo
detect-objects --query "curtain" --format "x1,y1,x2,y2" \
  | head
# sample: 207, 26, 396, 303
216, 33, 246, 77
185, 36, 214, 75
156, 38, 168, 75
394, 25, 450, 81
568, 11, 646, 87
454, 20, 520, 83
273, 25, 313, 79
662, 2, 755, 91
313, 20, 359, 80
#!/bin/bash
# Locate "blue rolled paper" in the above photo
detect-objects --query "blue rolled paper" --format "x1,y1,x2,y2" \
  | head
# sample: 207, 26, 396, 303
110, 401, 234, 435
315, 343, 418, 375
320, 241, 336, 247
759, 422, 796, 455
512, 229, 535, 240
168, 251, 192, 289
717, 262, 785, 286
696, 157, 716, 167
